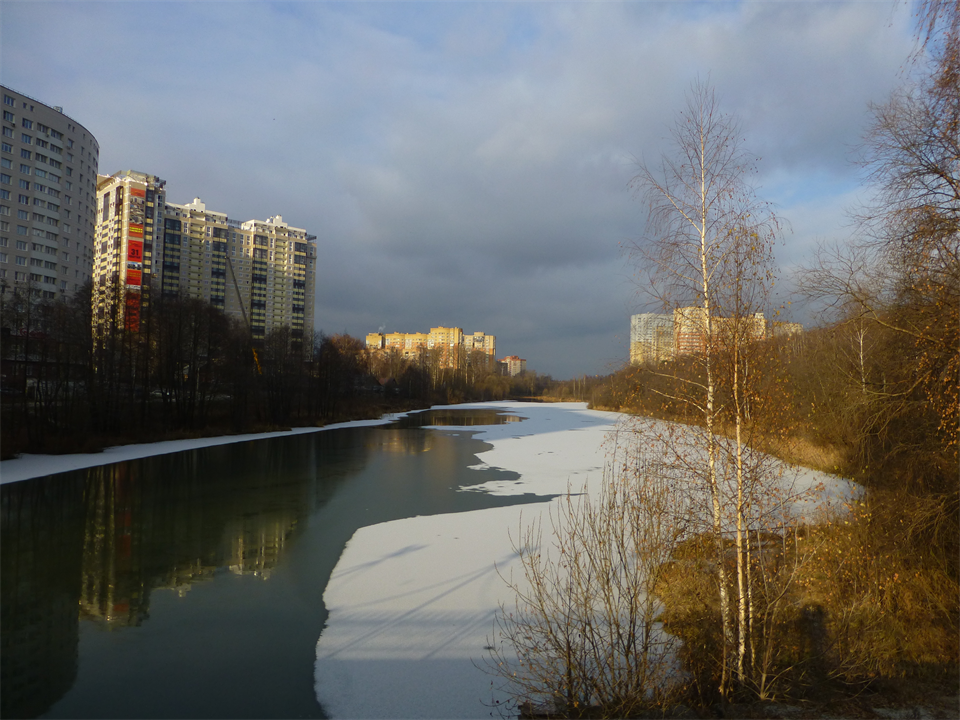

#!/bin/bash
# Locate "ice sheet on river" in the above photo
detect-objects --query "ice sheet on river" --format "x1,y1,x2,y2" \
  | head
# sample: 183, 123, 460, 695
314, 402, 860, 718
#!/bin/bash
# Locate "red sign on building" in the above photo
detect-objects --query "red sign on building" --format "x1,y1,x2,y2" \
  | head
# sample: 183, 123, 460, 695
125, 291, 141, 332
127, 239, 143, 263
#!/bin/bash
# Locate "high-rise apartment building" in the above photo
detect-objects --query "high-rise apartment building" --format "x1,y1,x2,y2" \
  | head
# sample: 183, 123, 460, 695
0, 86, 99, 300
630, 313, 676, 365
94, 171, 317, 340
629, 308, 782, 366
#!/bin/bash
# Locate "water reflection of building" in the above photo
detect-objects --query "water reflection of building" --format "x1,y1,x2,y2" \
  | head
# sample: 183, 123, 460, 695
369, 429, 435, 455
225, 517, 297, 579
1, 431, 372, 718
1, 476, 86, 719
77, 452, 309, 624
79, 465, 150, 626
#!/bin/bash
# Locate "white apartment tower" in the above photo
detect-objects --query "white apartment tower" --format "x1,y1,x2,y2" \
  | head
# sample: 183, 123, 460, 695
94, 171, 317, 340
0, 86, 99, 300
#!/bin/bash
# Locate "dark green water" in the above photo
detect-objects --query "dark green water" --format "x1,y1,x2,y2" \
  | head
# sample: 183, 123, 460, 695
1, 409, 548, 719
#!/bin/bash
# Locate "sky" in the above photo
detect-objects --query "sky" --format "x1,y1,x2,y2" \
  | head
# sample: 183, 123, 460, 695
1, 1, 918, 378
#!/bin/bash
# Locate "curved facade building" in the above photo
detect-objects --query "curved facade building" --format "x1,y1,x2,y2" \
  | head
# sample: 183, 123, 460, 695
0, 86, 99, 300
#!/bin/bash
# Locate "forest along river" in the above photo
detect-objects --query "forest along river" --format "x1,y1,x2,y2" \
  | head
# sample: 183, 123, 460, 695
0, 408, 554, 719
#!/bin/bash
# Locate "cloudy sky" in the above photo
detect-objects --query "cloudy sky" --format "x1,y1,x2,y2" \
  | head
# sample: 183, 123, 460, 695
2, 1, 917, 378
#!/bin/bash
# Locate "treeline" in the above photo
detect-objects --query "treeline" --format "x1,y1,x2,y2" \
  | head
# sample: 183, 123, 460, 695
0, 284, 553, 459
583, 303, 958, 700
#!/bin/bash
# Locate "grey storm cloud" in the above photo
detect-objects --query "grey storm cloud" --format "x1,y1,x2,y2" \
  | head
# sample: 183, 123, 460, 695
2, 0, 914, 377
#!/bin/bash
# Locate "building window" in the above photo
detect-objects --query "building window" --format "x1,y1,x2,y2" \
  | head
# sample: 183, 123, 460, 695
21, 119, 32, 129
15, 256, 25, 265
16, 225, 26, 235
3, 96, 13, 107
0, 174, 8, 185
21, 134, 31, 144
0, 143, 9, 153
2, 110, 13, 122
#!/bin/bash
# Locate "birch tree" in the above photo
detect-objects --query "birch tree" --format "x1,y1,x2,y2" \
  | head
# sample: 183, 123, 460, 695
630, 79, 783, 698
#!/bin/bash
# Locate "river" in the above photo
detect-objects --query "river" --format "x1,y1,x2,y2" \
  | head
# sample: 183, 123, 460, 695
0, 407, 554, 719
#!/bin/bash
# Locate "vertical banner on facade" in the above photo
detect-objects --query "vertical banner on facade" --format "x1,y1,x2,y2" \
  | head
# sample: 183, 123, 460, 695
126, 268, 142, 286
130, 187, 146, 199
127, 239, 144, 263
125, 290, 141, 332
128, 224, 144, 238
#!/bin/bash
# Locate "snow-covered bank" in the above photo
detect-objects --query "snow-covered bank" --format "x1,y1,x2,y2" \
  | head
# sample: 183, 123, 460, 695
314, 402, 860, 719
0, 415, 407, 485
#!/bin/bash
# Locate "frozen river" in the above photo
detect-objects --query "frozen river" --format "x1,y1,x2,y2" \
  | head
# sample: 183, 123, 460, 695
1, 402, 856, 718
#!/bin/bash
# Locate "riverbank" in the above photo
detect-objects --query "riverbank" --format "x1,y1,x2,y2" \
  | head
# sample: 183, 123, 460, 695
0, 416, 404, 485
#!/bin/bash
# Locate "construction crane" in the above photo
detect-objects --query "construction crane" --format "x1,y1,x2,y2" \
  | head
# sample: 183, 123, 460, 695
226, 255, 262, 374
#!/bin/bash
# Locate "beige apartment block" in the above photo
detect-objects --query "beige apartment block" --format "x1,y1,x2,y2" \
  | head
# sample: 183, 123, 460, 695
1, 86, 99, 300
366, 326, 496, 368
463, 330, 496, 357
95, 171, 317, 341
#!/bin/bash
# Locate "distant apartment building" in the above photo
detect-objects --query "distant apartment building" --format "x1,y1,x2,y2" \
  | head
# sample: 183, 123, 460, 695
94, 171, 316, 340
366, 326, 496, 368
500, 355, 526, 377
630, 308, 794, 365
0, 86, 99, 301
630, 313, 676, 365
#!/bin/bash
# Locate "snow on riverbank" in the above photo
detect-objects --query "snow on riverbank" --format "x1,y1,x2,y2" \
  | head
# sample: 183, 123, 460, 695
314, 401, 860, 719
0, 415, 405, 485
